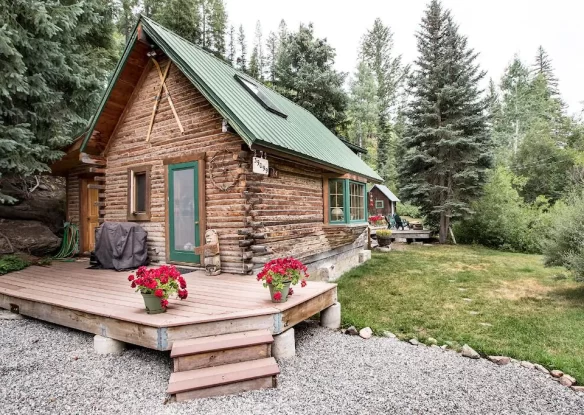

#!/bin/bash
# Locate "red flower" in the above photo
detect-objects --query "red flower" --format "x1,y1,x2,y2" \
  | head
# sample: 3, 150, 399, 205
128, 275, 134, 281
178, 277, 187, 289
266, 275, 273, 285
288, 288, 294, 296
160, 299, 169, 308
178, 289, 188, 300
301, 279, 307, 288
131, 282, 136, 288
273, 291, 282, 301
154, 289, 164, 298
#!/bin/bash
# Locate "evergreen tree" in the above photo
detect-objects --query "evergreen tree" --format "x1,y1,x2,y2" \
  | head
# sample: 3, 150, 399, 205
274, 24, 348, 132
153, 0, 201, 44
253, 21, 265, 80
347, 62, 379, 167
399, 0, 492, 243
208, 0, 227, 56
236, 24, 247, 72
227, 24, 236, 65
265, 31, 278, 82
249, 46, 261, 79
115, 0, 140, 43
359, 18, 407, 183
0, 0, 118, 202
532, 46, 559, 97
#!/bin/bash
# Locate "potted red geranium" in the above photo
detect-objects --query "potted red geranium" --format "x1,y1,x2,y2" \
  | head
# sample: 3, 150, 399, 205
369, 214, 385, 226
128, 265, 188, 314
257, 257, 309, 303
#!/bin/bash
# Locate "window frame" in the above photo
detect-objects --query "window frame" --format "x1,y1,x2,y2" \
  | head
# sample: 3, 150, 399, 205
127, 165, 152, 221
375, 200, 384, 209
326, 178, 367, 225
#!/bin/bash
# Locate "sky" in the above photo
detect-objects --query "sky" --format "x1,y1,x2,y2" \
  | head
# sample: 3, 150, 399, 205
226, 0, 584, 115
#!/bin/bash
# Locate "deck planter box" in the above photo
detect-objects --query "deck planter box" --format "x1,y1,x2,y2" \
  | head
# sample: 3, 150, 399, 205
142, 293, 166, 314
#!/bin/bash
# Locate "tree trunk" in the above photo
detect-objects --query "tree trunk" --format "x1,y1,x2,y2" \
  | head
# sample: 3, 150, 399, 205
439, 212, 450, 244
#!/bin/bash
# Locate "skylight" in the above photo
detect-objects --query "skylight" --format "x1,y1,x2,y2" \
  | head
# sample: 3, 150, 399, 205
234, 75, 287, 119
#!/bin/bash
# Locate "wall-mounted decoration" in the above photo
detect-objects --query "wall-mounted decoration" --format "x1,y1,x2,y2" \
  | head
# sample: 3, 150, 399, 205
193, 229, 221, 275
209, 149, 241, 191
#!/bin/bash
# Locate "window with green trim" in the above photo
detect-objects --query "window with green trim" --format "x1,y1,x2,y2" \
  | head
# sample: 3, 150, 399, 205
328, 179, 367, 224
375, 200, 384, 209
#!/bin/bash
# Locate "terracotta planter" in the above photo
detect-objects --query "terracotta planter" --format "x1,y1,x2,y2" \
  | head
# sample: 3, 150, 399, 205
377, 236, 392, 247
268, 281, 291, 303
141, 293, 166, 314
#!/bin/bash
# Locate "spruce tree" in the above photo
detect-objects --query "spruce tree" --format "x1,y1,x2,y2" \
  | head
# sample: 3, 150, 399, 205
347, 62, 379, 167
265, 31, 278, 82
227, 25, 236, 65
0, 0, 117, 202
274, 24, 348, 132
153, 0, 201, 44
359, 18, 407, 183
208, 0, 227, 56
399, 0, 492, 243
253, 21, 265, 80
236, 25, 247, 72
532, 46, 559, 97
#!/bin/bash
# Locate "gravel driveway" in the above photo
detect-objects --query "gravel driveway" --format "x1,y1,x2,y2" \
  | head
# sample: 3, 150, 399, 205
1, 318, 583, 415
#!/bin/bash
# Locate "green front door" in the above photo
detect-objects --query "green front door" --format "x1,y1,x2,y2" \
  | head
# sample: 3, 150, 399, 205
168, 162, 200, 264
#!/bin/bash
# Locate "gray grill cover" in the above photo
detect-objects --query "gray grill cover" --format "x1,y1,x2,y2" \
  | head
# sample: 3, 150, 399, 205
94, 222, 148, 270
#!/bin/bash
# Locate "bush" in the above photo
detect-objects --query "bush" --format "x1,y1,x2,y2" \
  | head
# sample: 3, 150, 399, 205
397, 202, 421, 218
454, 167, 554, 254
543, 191, 584, 280
377, 229, 393, 238
0, 255, 29, 275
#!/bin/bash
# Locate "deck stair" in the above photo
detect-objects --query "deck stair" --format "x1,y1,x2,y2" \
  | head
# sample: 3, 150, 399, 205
168, 330, 279, 401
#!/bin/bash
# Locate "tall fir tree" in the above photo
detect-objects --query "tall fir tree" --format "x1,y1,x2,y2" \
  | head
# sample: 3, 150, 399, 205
359, 18, 407, 183
532, 46, 559, 97
152, 0, 201, 44
236, 24, 247, 72
0, 0, 118, 202
254, 21, 264, 80
347, 62, 379, 168
265, 31, 278, 82
227, 24, 236, 65
274, 24, 348, 132
115, 0, 140, 43
208, 0, 227, 56
399, 0, 492, 243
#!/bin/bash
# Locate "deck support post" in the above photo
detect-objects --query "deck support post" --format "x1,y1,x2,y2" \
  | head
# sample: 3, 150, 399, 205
320, 302, 341, 329
272, 328, 295, 359
94, 335, 126, 355
359, 250, 371, 263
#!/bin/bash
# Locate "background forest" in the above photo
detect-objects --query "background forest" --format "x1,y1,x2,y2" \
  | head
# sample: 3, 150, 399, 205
1, 0, 583, 275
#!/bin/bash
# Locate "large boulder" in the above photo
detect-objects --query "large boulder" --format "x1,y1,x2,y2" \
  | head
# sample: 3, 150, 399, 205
0, 219, 61, 256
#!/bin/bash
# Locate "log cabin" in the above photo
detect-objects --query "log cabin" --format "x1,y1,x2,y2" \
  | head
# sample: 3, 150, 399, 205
51, 16, 382, 279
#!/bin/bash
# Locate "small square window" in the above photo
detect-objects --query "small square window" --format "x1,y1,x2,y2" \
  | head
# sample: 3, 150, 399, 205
375, 200, 384, 209
127, 166, 151, 221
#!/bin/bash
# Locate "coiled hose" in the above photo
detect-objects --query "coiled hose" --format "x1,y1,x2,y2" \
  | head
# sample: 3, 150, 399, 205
53, 222, 79, 260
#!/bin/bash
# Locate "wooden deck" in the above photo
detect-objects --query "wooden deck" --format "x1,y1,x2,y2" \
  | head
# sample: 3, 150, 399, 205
0, 260, 337, 350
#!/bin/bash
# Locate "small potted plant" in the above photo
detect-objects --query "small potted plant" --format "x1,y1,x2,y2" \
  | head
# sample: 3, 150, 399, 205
128, 265, 189, 314
256, 257, 309, 303
376, 229, 393, 247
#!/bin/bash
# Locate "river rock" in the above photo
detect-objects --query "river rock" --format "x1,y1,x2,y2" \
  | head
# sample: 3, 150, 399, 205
488, 356, 511, 366
551, 370, 564, 378
0, 219, 61, 256
559, 375, 576, 387
359, 327, 373, 339
345, 326, 358, 336
461, 344, 480, 359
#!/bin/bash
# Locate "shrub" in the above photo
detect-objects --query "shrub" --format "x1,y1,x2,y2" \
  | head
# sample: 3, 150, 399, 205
0, 255, 29, 275
543, 191, 584, 280
396, 202, 421, 218
455, 167, 554, 254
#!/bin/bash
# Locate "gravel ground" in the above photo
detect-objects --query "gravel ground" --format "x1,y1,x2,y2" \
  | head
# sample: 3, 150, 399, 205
1, 318, 583, 415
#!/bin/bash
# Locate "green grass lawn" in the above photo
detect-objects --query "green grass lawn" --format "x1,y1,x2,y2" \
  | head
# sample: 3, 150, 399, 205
337, 244, 584, 380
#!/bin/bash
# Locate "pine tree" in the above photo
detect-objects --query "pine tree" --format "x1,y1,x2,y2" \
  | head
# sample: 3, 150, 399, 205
236, 25, 247, 72
208, 0, 227, 55
115, 0, 140, 43
265, 31, 278, 82
399, 0, 492, 243
249, 46, 261, 79
153, 0, 201, 44
0, 0, 118, 202
253, 21, 265, 80
359, 18, 407, 183
347, 62, 380, 167
274, 24, 348, 132
532, 46, 559, 97
227, 24, 236, 65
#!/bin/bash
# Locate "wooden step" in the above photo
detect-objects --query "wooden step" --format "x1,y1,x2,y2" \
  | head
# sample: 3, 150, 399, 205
167, 357, 280, 401
171, 330, 274, 371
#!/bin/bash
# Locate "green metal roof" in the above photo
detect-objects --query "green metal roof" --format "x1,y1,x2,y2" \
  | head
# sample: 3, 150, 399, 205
85, 16, 383, 182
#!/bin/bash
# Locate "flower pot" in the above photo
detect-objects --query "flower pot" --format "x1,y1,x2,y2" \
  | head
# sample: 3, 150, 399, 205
268, 281, 291, 303
141, 293, 166, 314
377, 236, 392, 247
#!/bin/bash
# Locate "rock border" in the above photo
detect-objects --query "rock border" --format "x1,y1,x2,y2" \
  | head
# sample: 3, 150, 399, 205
342, 326, 582, 393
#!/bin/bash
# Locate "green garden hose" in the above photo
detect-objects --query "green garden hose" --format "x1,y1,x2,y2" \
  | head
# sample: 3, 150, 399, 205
53, 222, 79, 260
